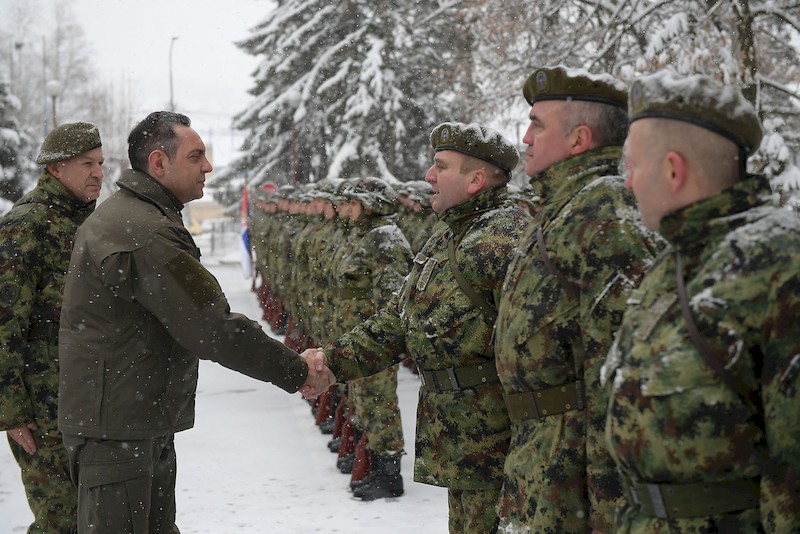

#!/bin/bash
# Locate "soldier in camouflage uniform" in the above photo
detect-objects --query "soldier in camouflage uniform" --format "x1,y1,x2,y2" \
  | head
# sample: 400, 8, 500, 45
396, 180, 439, 255
602, 71, 800, 533
0, 122, 104, 533
493, 67, 664, 533
318, 122, 531, 532
330, 177, 412, 500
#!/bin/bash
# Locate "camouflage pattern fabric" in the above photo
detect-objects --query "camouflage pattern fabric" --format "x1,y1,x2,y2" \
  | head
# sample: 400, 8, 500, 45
0, 171, 94, 532
448, 487, 502, 533
333, 213, 411, 454
602, 174, 800, 533
494, 146, 664, 533
326, 186, 531, 490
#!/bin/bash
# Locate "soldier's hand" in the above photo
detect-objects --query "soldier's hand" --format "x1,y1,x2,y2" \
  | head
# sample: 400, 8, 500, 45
8, 423, 38, 455
299, 348, 336, 399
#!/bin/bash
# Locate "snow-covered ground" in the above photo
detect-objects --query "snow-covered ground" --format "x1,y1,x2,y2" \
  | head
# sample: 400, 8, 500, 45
0, 233, 447, 533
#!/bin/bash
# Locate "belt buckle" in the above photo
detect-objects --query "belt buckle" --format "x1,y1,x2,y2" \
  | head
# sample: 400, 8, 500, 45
446, 367, 460, 391
645, 483, 668, 519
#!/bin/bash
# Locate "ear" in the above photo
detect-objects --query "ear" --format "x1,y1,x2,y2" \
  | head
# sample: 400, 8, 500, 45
46, 162, 62, 179
466, 167, 488, 195
664, 150, 688, 193
568, 124, 593, 155
148, 150, 168, 178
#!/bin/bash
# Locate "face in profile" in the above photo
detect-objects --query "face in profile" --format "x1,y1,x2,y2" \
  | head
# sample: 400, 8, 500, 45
49, 147, 105, 203
424, 151, 471, 214
522, 100, 575, 177
160, 125, 213, 204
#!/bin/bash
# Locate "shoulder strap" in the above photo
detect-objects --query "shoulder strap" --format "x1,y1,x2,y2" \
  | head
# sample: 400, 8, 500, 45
535, 224, 586, 370
536, 225, 579, 299
447, 232, 497, 322
675, 252, 758, 407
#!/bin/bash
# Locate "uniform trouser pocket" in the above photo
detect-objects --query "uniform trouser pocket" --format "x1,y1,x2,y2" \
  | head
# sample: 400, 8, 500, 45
63, 435, 178, 534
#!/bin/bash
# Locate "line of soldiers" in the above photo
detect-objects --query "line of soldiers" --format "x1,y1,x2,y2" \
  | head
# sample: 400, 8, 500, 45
250, 176, 438, 501
264, 67, 800, 534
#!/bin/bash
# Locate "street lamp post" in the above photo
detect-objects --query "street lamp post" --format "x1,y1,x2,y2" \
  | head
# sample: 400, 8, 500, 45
46, 79, 62, 129
169, 36, 179, 112
285, 90, 302, 185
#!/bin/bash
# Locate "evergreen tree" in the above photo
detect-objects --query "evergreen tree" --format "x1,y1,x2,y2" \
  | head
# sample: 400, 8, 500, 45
463, 0, 800, 203
217, 0, 475, 204
0, 81, 37, 206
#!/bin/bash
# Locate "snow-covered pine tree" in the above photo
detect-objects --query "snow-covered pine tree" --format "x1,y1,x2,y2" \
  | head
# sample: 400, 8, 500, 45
463, 0, 800, 206
216, 0, 475, 204
0, 81, 37, 209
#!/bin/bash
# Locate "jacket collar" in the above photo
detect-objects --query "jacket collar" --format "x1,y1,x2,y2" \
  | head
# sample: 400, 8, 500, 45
658, 174, 773, 252
439, 185, 507, 233
18, 170, 95, 223
116, 169, 185, 223
528, 145, 622, 224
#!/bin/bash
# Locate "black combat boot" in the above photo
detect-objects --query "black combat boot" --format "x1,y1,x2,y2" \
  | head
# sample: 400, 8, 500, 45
352, 453, 403, 501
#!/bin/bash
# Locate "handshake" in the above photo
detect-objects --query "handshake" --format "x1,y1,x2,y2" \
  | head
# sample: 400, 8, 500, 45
299, 348, 337, 399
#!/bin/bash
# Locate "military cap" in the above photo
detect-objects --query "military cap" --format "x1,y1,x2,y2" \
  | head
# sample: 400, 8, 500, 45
523, 66, 627, 109
36, 122, 102, 164
310, 178, 344, 202
430, 122, 519, 176
629, 70, 763, 156
404, 180, 432, 208
340, 177, 397, 216
275, 184, 297, 200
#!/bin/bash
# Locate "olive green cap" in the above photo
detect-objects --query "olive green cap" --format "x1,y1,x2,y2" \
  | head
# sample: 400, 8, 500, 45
36, 122, 102, 164
629, 70, 763, 156
523, 66, 627, 109
430, 121, 519, 176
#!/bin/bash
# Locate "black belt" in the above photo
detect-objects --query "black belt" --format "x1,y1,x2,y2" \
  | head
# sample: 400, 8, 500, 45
420, 362, 499, 393
504, 381, 584, 421
621, 475, 759, 519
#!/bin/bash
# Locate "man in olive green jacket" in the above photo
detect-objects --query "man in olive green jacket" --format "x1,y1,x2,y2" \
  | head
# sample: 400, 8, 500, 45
58, 111, 329, 534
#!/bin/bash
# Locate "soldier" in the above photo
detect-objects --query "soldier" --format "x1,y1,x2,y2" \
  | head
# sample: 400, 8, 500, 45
57, 111, 329, 533
603, 71, 800, 532
396, 180, 438, 255
493, 66, 664, 532
329, 177, 411, 500
0, 122, 103, 533
311, 122, 531, 532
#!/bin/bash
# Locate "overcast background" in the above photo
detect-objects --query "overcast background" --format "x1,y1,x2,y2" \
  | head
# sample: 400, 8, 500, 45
5, 0, 272, 169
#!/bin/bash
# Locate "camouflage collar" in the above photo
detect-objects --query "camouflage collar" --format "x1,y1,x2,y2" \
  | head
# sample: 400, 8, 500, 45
439, 185, 507, 231
659, 174, 773, 251
528, 146, 622, 223
19, 170, 96, 222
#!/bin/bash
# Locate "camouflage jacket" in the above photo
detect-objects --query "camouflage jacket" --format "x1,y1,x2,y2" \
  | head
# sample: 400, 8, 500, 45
602, 174, 800, 533
0, 171, 94, 431
326, 186, 531, 489
494, 146, 664, 532
332, 214, 411, 331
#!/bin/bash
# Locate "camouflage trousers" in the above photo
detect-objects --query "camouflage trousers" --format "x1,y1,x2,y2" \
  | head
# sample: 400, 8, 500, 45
349, 364, 404, 454
7, 425, 77, 534
447, 486, 502, 534
62, 434, 181, 534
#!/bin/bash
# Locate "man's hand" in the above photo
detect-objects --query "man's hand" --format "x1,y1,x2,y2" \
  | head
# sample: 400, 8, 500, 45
299, 348, 336, 399
8, 423, 38, 455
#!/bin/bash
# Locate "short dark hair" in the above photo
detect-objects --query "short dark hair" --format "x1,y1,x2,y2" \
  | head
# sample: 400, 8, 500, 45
561, 100, 628, 148
127, 111, 191, 172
